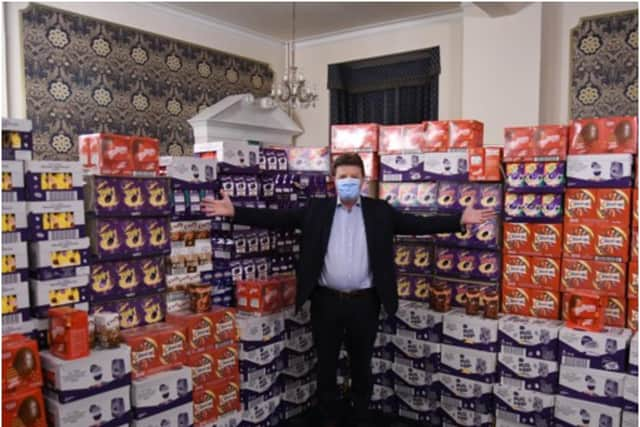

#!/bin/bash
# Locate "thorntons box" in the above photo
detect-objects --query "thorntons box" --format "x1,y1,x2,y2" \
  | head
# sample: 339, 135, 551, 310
561, 258, 626, 296
565, 188, 632, 225
498, 353, 559, 394
423, 152, 468, 181
566, 153, 633, 187
498, 315, 563, 361
502, 255, 561, 291
439, 373, 493, 413
501, 286, 560, 319
41, 345, 131, 403
380, 154, 425, 182
194, 140, 259, 174
494, 384, 555, 427
554, 395, 622, 427
558, 364, 625, 407
131, 366, 193, 419
440, 344, 496, 384
120, 323, 187, 379
442, 309, 499, 353
44, 385, 131, 427
563, 222, 630, 262
559, 326, 632, 372
131, 402, 193, 427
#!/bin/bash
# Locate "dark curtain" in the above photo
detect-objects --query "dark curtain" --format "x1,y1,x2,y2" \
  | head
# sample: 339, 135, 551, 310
328, 47, 440, 126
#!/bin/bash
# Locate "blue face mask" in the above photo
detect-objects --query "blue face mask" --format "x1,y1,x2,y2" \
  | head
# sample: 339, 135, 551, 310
336, 177, 362, 201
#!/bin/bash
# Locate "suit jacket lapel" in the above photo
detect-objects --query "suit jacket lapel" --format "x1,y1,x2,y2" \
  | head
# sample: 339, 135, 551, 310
319, 197, 337, 254
361, 197, 376, 261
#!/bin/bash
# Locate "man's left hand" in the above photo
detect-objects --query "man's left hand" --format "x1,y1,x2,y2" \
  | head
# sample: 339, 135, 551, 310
461, 207, 496, 225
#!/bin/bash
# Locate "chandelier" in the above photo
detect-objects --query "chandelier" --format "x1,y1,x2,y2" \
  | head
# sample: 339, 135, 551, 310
269, 2, 318, 110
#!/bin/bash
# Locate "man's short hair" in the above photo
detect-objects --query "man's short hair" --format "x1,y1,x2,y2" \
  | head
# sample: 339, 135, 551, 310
332, 153, 365, 176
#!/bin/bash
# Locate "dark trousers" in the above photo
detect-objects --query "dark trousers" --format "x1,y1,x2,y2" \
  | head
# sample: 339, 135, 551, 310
311, 286, 381, 426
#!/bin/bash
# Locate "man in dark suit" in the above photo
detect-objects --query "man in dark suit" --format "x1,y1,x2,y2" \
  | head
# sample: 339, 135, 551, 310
203, 153, 494, 427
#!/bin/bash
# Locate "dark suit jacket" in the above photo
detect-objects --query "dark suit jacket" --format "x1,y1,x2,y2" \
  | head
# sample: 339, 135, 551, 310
234, 196, 463, 315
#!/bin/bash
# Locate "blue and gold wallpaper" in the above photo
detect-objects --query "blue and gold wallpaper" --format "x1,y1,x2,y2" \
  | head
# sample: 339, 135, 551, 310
22, 3, 273, 160
570, 10, 637, 119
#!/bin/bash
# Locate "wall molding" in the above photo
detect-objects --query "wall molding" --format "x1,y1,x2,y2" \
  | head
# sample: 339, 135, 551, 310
147, 2, 285, 47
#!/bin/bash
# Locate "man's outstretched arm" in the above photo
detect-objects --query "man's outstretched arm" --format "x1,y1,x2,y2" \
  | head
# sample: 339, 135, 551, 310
391, 205, 495, 236
203, 191, 305, 231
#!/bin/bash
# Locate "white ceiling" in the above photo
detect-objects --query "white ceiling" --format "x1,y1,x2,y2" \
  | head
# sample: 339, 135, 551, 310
165, 2, 462, 42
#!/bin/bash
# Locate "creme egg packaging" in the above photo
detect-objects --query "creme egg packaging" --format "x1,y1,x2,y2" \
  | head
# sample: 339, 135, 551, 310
493, 384, 555, 426
29, 275, 89, 318
629, 333, 638, 375
159, 156, 217, 182
380, 154, 425, 182
393, 243, 432, 275
437, 219, 499, 249
23, 161, 84, 201
439, 373, 493, 413
505, 162, 566, 192
2, 161, 25, 202
28, 238, 90, 281
131, 366, 193, 419
2, 202, 28, 243
554, 395, 621, 427
442, 309, 499, 353
566, 153, 633, 187
27, 201, 86, 241
497, 353, 559, 394
504, 192, 563, 223
40, 345, 131, 403
623, 374, 638, 412
2, 281, 30, 325
434, 247, 500, 282
440, 344, 497, 384
92, 294, 165, 330
396, 275, 431, 303
558, 364, 625, 407
287, 147, 330, 172
130, 402, 193, 427
423, 152, 468, 181
43, 385, 131, 427
558, 326, 632, 372
194, 140, 259, 174
498, 315, 563, 361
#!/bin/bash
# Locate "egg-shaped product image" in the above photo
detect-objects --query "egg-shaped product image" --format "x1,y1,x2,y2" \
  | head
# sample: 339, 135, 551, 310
437, 182, 459, 212
505, 163, 525, 188
398, 183, 419, 208
478, 184, 502, 210
524, 163, 545, 188
379, 183, 400, 207
416, 182, 438, 209
543, 162, 565, 189
477, 251, 500, 281
504, 193, 523, 218
455, 250, 478, 278
458, 184, 479, 209
435, 247, 456, 276
522, 194, 542, 219
541, 194, 563, 221
473, 220, 498, 249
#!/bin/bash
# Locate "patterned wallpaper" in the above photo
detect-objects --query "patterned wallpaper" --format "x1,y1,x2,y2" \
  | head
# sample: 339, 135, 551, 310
570, 10, 638, 119
22, 3, 273, 160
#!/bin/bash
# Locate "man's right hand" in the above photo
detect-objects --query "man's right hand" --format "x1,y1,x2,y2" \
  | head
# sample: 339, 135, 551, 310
203, 191, 235, 217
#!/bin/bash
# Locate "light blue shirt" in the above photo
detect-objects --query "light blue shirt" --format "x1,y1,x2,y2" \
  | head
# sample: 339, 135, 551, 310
320, 198, 372, 291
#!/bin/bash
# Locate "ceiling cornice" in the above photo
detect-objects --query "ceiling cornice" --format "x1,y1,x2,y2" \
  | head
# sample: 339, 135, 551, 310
147, 3, 463, 49
146, 2, 286, 46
